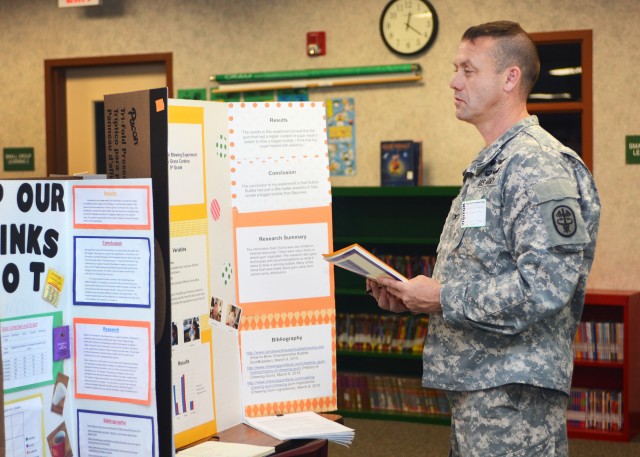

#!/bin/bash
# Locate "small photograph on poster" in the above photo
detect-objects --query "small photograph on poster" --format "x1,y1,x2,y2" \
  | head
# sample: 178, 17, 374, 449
171, 322, 180, 346
224, 304, 242, 330
326, 98, 356, 176
46, 421, 71, 457
51, 372, 69, 415
209, 296, 223, 323
183, 316, 201, 343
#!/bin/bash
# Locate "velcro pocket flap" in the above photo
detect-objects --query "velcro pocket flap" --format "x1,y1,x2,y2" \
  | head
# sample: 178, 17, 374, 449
532, 177, 579, 203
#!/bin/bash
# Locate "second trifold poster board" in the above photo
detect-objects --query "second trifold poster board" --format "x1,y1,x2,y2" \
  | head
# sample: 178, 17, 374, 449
1, 178, 159, 457
167, 98, 336, 437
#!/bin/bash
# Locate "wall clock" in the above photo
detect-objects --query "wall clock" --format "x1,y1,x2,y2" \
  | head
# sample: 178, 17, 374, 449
380, 0, 439, 56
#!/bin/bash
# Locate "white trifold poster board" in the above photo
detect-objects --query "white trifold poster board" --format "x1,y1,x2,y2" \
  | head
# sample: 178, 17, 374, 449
103, 89, 337, 451
0, 178, 159, 457
168, 99, 336, 447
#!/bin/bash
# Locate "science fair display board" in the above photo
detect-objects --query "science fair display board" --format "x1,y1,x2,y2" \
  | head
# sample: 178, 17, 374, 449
0, 178, 159, 457
104, 89, 336, 450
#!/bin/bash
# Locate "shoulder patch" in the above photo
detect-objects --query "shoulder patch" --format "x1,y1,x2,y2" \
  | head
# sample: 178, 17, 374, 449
552, 205, 577, 237
532, 178, 590, 249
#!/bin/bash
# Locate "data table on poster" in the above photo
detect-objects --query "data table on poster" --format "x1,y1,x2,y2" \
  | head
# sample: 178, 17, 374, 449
1, 315, 53, 390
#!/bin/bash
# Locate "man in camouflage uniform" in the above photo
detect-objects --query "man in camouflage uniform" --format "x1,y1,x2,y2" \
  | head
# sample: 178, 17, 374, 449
368, 21, 600, 456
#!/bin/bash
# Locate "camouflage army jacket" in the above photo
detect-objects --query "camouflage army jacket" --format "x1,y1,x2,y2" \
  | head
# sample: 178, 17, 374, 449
423, 116, 601, 394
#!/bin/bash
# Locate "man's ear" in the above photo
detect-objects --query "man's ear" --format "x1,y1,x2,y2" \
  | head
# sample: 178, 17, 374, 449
504, 66, 522, 93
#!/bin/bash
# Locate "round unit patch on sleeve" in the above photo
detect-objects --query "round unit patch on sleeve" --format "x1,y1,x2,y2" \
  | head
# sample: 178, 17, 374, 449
552, 205, 577, 237
532, 178, 590, 248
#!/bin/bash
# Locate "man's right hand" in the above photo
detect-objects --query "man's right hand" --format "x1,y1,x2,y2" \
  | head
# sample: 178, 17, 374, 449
366, 278, 411, 314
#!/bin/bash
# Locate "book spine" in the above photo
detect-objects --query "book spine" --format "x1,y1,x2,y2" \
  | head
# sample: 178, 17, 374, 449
567, 388, 623, 432
573, 320, 624, 362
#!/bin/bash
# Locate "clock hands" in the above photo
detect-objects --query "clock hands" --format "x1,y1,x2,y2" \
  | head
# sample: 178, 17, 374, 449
404, 12, 423, 35
407, 22, 422, 35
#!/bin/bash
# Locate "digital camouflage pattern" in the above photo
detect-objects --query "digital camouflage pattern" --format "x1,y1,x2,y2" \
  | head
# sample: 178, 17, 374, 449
424, 116, 601, 394
446, 384, 568, 456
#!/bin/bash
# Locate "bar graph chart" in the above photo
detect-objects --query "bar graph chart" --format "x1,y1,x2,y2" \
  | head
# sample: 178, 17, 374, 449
171, 343, 215, 434
173, 374, 196, 415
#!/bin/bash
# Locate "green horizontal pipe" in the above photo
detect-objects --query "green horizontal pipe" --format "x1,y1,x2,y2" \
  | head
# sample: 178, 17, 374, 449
212, 64, 421, 84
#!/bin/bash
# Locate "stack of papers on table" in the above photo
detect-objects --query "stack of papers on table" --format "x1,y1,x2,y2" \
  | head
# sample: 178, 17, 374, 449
244, 411, 355, 446
177, 441, 275, 457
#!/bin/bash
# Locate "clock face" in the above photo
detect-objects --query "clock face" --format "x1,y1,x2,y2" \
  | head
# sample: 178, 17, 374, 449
380, 0, 439, 56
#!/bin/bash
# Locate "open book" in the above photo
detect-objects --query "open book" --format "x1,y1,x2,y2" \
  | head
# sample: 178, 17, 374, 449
323, 243, 408, 282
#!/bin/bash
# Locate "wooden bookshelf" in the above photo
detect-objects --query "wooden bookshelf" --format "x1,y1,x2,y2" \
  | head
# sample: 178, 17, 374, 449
331, 186, 457, 426
568, 289, 640, 442
331, 187, 640, 441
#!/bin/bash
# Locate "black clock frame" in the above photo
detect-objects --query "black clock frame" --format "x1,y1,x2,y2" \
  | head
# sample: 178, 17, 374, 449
379, 0, 439, 56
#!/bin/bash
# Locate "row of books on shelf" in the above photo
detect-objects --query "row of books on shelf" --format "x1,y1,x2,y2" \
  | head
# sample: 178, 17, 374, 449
573, 320, 624, 362
337, 309, 624, 362
369, 251, 437, 279
337, 372, 624, 433
337, 372, 450, 416
337, 313, 429, 354
567, 388, 623, 432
